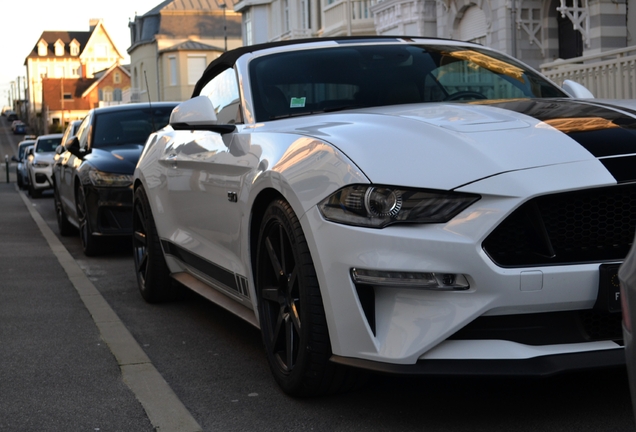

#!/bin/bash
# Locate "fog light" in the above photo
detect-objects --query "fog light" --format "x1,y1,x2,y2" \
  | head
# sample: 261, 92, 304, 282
351, 268, 470, 290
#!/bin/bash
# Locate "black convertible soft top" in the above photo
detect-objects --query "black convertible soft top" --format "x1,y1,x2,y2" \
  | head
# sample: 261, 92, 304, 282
191, 36, 457, 97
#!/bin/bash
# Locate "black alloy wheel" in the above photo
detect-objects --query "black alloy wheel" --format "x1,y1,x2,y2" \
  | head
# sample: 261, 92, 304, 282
132, 187, 180, 302
28, 175, 40, 198
54, 185, 74, 236
76, 185, 100, 256
256, 199, 359, 397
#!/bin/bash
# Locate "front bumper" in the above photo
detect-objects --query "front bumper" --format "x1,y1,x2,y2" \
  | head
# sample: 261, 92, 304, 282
84, 185, 134, 236
300, 160, 626, 369
30, 165, 53, 191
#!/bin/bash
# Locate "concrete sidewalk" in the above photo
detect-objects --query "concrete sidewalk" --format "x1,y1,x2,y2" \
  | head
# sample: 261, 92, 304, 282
0, 182, 154, 431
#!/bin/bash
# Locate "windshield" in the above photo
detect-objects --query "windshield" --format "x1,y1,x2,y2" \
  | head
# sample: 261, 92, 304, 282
249, 44, 566, 122
36, 137, 62, 153
92, 107, 173, 148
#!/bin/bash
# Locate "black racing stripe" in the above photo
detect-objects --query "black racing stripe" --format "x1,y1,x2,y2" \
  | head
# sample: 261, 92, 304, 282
482, 99, 636, 157
161, 240, 239, 292
600, 156, 636, 184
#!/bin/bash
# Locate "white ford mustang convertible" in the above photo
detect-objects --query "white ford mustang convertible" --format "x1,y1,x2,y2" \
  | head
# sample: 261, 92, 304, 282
133, 37, 635, 396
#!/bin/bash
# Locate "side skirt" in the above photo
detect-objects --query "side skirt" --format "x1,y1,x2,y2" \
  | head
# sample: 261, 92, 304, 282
171, 272, 260, 329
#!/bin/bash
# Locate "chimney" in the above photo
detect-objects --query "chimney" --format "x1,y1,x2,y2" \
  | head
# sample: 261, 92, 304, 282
89, 18, 101, 31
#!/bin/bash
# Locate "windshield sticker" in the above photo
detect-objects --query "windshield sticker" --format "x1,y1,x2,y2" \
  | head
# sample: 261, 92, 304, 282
290, 97, 306, 108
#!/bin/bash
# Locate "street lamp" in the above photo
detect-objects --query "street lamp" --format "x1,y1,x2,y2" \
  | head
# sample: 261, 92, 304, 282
215, 0, 228, 51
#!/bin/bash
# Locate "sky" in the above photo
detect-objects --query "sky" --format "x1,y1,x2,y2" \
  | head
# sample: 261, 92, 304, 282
0, 0, 164, 107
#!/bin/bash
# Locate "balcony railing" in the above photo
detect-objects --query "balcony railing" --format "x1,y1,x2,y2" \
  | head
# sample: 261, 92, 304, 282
124, 88, 144, 104
323, 0, 377, 37
540, 46, 636, 99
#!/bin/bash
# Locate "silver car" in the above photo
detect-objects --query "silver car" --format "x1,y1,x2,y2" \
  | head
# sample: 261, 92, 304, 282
12, 140, 36, 189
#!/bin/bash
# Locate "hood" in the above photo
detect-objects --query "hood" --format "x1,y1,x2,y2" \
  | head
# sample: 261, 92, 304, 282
270, 99, 636, 190
32, 152, 56, 165
84, 144, 143, 174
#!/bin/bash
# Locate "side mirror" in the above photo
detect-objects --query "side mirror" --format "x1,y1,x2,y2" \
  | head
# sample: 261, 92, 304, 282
65, 136, 84, 158
11, 155, 19, 163
562, 80, 594, 99
170, 96, 236, 134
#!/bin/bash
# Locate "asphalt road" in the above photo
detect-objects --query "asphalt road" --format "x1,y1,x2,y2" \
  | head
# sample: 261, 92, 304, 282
1, 116, 635, 431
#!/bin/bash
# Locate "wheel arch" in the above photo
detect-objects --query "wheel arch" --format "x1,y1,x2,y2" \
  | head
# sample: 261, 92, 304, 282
249, 187, 286, 291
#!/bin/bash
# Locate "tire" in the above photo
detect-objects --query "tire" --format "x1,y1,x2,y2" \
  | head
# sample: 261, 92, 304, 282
28, 181, 41, 198
255, 199, 361, 397
54, 185, 74, 236
76, 185, 100, 256
16, 170, 23, 189
133, 186, 180, 302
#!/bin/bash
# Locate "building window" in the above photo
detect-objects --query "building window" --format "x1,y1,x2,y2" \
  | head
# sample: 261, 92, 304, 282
169, 57, 177, 86
99, 88, 113, 102
244, 10, 252, 45
70, 43, 79, 56
38, 42, 48, 56
63, 93, 73, 100
187, 56, 207, 85
114, 72, 121, 84
39, 66, 48, 78
113, 88, 122, 101
72, 67, 80, 77
55, 41, 65, 56
55, 66, 65, 78
283, 0, 290, 33
301, 0, 310, 29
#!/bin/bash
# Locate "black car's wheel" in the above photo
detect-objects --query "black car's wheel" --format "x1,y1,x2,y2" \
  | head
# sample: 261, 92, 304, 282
256, 199, 360, 397
76, 185, 100, 256
54, 185, 74, 236
16, 170, 23, 189
28, 182, 41, 198
133, 187, 180, 302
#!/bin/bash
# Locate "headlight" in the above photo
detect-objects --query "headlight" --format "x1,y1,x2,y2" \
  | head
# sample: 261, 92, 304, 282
32, 162, 49, 168
318, 185, 480, 228
88, 170, 133, 187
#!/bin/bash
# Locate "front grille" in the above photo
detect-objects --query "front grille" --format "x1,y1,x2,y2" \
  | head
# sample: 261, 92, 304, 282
97, 207, 133, 233
483, 184, 636, 267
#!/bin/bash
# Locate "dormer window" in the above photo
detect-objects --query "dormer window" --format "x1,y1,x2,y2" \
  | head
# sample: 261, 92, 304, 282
54, 40, 65, 56
37, 40, 48, 56
70, 39, 80, 56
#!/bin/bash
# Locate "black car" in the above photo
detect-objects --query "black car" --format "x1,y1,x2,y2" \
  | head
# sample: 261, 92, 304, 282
53, 102, 177, 255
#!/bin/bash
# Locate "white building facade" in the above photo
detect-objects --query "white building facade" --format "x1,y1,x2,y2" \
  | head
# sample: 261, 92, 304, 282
236, 0, 633, 71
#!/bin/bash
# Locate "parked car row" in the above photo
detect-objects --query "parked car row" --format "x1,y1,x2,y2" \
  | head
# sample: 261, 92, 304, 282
13, 38, 636, 405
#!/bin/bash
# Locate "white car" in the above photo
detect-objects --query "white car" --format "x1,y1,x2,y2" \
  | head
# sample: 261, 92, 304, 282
133, 37, 634, 396
26, 133, 63, 197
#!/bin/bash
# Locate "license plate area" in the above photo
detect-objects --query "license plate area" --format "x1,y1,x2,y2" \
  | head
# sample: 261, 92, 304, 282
594, 264, 622, 314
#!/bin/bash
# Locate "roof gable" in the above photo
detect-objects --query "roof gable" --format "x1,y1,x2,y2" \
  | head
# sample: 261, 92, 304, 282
81, 19, 125, 60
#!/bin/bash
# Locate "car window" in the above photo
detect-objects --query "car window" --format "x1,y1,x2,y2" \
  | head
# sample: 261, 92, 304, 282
75, 115, 92, 149
36, 138, 62, 153
198, 68, 241, 124
92, 106, 174, 148
61, 120, 81, 146
249, 44, 566, 121
18, 142, 34, 159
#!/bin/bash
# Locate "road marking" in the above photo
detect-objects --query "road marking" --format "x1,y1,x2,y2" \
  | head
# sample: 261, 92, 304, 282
18, 187, 203, 432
